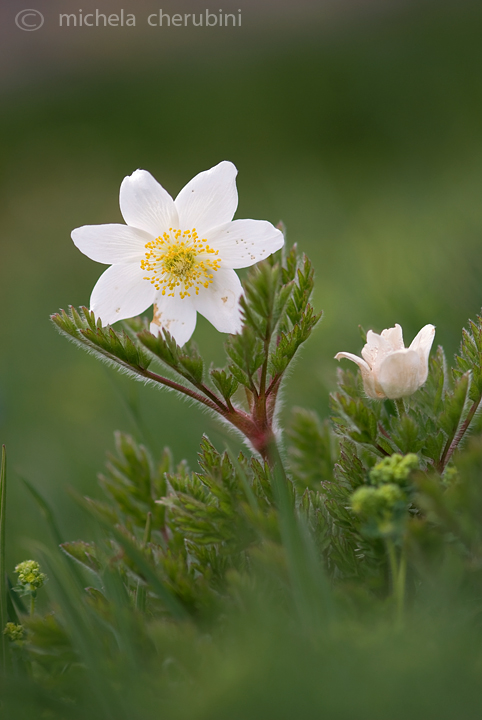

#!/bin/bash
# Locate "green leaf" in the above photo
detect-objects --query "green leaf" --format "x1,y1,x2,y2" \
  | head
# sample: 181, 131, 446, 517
210, 369, 239, 401
52, 306, 152, 373
416, 346, 448, 418
269, 305, 322, 376
285, 255, 315, 327
389, 414, 424, 454
99, 432, 167, 532
240, 262, 290, 340
288, 409, 338, 491
330, 392, 380, 447
282, 242, 298, 284
20, 476, 64, 547
225, 327, 265, 388
455, 314, 482, 400
138, 329, 204, 385
77, 497, 188, 620
60, 541, 102, 575
439, 373, 471, 444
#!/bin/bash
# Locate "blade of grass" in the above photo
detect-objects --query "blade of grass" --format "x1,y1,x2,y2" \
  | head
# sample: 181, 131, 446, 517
30, 540, 125, 720
75, 495, 188, 621
21, 477, 89, 591
19, 475, 63, 547
225, 446, 259, 513
0, 446, 7, 670
268, 441, 334, 636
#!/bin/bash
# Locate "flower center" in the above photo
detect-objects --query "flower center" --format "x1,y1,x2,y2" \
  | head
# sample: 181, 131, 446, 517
140, 228, 221, 299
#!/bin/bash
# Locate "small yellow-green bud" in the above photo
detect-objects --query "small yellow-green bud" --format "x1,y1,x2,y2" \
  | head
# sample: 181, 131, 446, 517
3, 622, 25, 642
351, 483, 405, 518
15, 560, 47, 591
370, 453, 418, 486
351, 486, 383, 516
376, 483, 405, 507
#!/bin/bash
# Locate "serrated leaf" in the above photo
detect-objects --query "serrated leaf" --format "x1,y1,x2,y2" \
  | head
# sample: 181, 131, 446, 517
287, 409, 338, 491
225, 327, 264, 387
210, 369, 239, 400
53, 306, 152, 372
389, 414, 424, 454
439, 373, 471, 438
60, 541, 101, 575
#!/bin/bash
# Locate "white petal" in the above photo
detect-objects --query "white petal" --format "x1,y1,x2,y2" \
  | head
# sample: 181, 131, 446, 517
381, 324, 404, 351
409, 323, 436, 381
120, 170, 178, 237
361, 330, 393, 368
361, 370, 386, 400
334, 352, 371, 373
90, 264, 156, 325
150, 294, 197, 346
193, 267, 243, 334
204, 219, 284, 269
378, 349, 422, 399
335, 353, 383, 398
72, 224, 151, 265
175, 161, 238, 235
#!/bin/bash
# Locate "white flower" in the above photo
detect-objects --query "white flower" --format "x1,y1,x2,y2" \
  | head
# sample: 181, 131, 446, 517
72, 161, 284, 346
335, 323, 436, 399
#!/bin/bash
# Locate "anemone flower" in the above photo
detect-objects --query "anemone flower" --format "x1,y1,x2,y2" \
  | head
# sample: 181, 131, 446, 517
72, 161, 284, 345
335, 323, 435, 399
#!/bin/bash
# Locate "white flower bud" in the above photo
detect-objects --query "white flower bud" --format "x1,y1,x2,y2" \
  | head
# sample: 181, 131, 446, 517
335, 323, 435, 400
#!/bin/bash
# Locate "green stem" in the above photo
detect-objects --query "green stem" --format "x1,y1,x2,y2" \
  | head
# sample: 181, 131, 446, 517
142, 512, 152, 546
386, 538, 398, 594
136, 512, 152, 613
396, 547, 407, 629
0, 446, 6, 670
438, 396, 481, 473
375, 443, 391, 457
395, 398, 406, 417
29, 593, 36, 618
267, 439, 332, 635
142, 367, 229, 414
386, 538, 406, 628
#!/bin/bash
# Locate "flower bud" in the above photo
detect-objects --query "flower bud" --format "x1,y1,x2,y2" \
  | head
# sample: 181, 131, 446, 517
351, 483, 405, 518
370, 453, 419, 486
3, 622, 25, 643
335, 323, 435, 399
14, 560, 47, 592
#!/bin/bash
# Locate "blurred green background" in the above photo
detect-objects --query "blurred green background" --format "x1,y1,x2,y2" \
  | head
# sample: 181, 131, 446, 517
2, 0, 482, 566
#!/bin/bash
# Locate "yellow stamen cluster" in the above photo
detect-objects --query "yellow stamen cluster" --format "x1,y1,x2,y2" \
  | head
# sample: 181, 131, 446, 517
141, 228, 221, 299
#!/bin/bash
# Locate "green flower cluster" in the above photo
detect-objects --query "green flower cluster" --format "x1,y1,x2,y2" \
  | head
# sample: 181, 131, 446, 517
351, 483, 405, 517
369, 453, 418, 486
3, 622, 25, 643
14, 560, 47, 592
350, 453, 418, 536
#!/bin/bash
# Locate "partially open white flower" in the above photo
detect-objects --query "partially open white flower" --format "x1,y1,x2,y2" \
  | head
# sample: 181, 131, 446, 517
335, 323, 435, 399
72, 161, 284, 345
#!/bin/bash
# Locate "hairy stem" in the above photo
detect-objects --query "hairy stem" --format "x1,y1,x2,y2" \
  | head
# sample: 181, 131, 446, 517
375, 443, 391, 457
141, 367, 229, 414
395, 398, 406, 417
193, 382, 232, 413
378, 423, 393, 442
266, 372, 282, 398
438, 396, 482, 473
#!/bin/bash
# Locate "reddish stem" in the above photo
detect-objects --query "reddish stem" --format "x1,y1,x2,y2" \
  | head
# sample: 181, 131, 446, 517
437, 397, 481, 472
